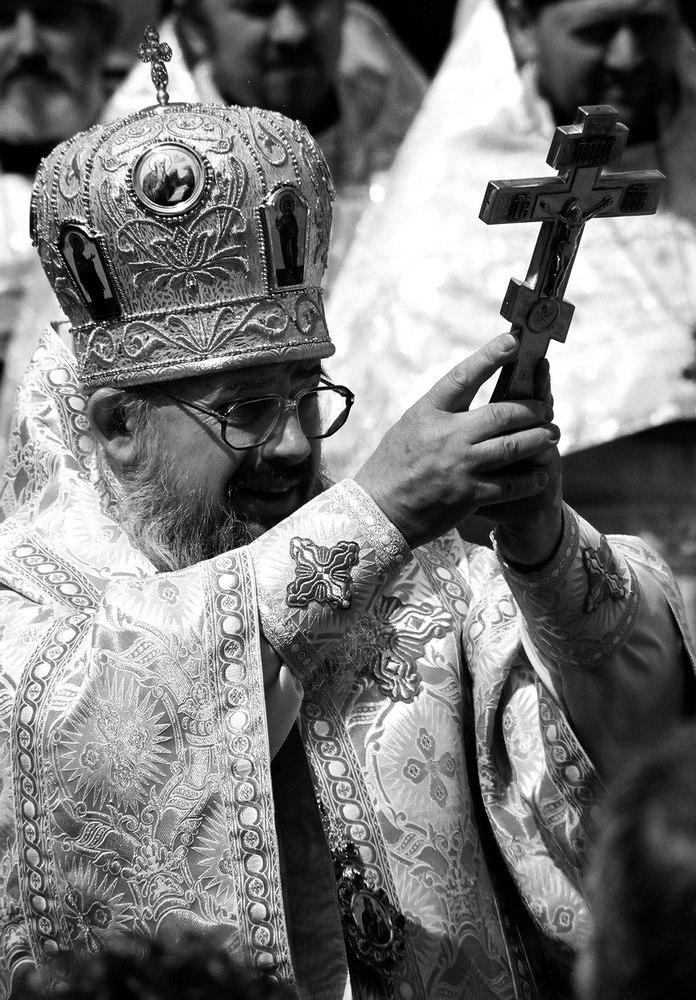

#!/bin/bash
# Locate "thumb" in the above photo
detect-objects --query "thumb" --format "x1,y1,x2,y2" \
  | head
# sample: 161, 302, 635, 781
426, 334, 519, 413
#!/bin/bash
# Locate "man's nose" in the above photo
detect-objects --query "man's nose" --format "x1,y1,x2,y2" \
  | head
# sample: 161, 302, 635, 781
268, 2, 311, 47
261, 404, 312, 463
13, 10, 44, 58
605, 23, 643, 72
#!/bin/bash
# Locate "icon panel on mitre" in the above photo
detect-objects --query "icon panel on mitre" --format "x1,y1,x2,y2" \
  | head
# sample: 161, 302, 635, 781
261, 185, 308, 291
131, 141, 208, 217
58, 223, 122, 321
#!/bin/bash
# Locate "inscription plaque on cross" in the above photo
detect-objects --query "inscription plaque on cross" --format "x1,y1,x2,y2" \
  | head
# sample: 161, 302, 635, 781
479, 105, 664, 401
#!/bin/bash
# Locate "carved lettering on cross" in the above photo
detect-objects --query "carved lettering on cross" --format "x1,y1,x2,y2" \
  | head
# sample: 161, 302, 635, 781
479, 105, 664, 401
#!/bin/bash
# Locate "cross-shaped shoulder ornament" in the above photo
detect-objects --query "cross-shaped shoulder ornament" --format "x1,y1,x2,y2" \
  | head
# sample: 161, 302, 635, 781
480, 105, 664, 401
138, 25, 173, 107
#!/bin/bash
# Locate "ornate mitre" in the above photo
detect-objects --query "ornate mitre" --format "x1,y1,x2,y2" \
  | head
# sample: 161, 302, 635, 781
29, 40, 335, 389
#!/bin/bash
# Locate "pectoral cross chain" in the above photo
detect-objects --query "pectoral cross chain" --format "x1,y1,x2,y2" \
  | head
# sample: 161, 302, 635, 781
479, 105, 664, 401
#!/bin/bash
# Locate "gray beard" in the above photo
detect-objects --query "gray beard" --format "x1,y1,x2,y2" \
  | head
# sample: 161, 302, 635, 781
107, 457, 253, 573
97, 428, 344, 693
99, 436, 329, 574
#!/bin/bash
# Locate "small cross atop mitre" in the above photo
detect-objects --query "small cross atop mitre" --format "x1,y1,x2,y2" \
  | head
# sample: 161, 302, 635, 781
138, 25, 173, 107
480, 105, 665, 401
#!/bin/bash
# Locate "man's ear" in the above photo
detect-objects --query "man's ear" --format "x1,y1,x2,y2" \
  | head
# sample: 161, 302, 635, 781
503, 0, 540, 66
175, 5, 213, 66
86, 388, 139, 470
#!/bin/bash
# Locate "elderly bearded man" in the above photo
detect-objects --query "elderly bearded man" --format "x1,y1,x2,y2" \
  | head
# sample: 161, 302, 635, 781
0, 66, 691, 1000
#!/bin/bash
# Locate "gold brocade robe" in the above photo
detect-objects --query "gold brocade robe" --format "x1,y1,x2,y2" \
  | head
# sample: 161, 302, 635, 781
0, 331, 688, 999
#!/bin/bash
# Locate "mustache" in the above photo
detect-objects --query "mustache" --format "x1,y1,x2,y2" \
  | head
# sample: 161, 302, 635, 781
601, 66, 662, 89
229, 457, 317, 494
263, 46, 321, 71
0, 55, 68, 91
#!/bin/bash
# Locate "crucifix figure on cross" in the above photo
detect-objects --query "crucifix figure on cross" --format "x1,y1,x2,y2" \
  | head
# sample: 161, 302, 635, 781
479, 105, 664, 401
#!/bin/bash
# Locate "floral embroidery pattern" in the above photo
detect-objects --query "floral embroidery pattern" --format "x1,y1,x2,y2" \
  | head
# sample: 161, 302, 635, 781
402, 728, 456, 807
370, 596, 452, 702
191, 800, 238, 912
286, 537, 359, 609
551, 905, 575, 936
123, 836, 190, 907
117, 182, 249, 295
61, 865, 130, 953
64, 885, 112, 952
582, 535, 626, 613
62, 676, 170, 811
180, 680, 216, 739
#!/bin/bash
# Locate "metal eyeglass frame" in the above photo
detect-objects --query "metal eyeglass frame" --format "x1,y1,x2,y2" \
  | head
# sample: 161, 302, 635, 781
149, 376, 355, 451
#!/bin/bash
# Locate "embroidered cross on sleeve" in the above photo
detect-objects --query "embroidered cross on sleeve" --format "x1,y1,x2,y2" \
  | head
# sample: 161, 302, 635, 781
287, 537, 360, 609
582, 535, 627, 613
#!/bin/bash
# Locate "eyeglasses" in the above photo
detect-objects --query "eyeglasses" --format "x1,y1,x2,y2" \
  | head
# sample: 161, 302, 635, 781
150, 377, 355, 451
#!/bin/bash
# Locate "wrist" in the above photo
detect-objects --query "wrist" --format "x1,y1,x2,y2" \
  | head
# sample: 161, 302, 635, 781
494, 506, 564, 571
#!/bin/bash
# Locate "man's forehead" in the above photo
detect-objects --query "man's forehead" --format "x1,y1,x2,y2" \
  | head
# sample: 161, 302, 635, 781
526, 0, 678, 19
198, 0, 342, 19
162, 358, 323, 400
3, 0, 109, 15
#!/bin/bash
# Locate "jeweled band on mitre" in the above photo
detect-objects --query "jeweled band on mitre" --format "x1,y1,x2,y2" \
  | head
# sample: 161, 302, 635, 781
31, 99, 335, 388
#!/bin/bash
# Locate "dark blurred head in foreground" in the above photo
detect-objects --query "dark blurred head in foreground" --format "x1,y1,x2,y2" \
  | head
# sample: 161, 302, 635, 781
576, 722, 696, 1000
11, 936, 295, 1000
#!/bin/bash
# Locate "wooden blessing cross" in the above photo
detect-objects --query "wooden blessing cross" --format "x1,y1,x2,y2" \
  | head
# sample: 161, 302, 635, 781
479, 105, 664, 401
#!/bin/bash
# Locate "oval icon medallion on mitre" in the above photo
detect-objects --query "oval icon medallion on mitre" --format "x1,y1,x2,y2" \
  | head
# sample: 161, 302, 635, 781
131, 142, 207, 216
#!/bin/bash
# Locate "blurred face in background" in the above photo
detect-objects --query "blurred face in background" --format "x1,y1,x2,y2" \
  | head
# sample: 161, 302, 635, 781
0, 0, 111, 148
513, 0, 682, 143
181, 0, 344, 132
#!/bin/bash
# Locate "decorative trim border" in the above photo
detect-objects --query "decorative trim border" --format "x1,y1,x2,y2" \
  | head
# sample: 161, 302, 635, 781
14, 615, 91, 967
300, 695, 428, 1000
206, 551, 294, 983
497, 505, 641, 670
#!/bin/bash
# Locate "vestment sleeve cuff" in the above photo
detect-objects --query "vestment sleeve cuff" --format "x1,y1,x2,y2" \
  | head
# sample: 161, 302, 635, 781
494, 503, 639, 670
248, 479, 412, 681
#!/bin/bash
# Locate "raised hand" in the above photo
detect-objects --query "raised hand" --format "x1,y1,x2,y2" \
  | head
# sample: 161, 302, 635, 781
353, 334, 561, 553
484, 355, 563, 568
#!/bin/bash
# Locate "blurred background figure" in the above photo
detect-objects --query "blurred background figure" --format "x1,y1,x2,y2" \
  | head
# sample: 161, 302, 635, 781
104, 0, 428, 289
0, 0, 114, 163
575, 722, 696, 1000
366, 0, 459, 76
103, 0, 170, 95
677, 0, 696, 37
0, 0, 118, 468
11, 936, 295, 1000
323, 0, 696, 633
